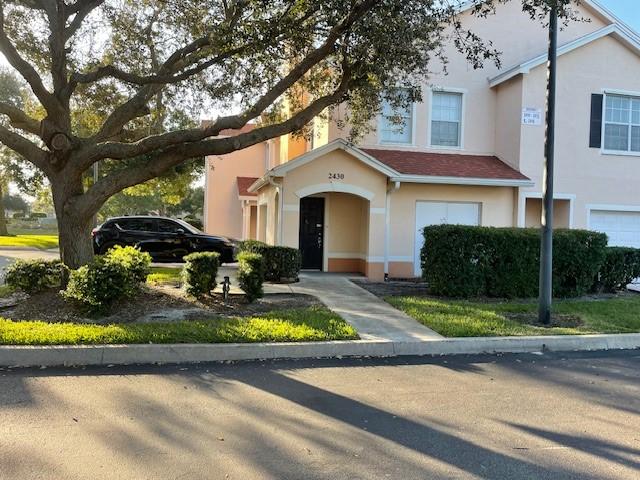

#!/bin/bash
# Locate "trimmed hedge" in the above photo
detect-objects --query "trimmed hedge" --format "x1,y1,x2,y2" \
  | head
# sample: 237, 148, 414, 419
63, 246, 152, 313
237, 252, 264, 302
595, 247, 640, 293
238, 240, 301, 282
182, 251, 220, 297
4, 259, 67, 293
421, 225, 608, 298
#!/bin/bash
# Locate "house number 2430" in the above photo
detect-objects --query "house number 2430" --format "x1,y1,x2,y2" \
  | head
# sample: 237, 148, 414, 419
328, 173, 345, 180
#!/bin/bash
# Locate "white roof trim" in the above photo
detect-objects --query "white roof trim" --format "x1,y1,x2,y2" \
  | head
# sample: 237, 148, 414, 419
247, 138, 400, 192
489, 24, 640, 88
389, 175, 533, 188
247, 138, 533, 192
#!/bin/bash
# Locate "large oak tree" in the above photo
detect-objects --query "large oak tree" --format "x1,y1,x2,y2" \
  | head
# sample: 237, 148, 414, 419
0, 0, 577, 268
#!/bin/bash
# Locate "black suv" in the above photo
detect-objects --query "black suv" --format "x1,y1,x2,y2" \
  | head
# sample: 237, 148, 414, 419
92, 216, 238, 263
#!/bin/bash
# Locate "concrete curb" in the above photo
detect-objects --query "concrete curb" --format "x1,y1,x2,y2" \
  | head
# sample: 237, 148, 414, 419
1, 333, 640, 367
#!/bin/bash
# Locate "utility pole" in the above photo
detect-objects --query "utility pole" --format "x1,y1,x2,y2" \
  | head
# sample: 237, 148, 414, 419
539, 3, 558, 325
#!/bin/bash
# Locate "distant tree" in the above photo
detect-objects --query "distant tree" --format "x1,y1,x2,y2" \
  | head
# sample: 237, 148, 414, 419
32, 186, 55, 217
0, 69, 44, 235
99, 158, 203, 219
167, 185, 204, 219
2, 193, 29, 213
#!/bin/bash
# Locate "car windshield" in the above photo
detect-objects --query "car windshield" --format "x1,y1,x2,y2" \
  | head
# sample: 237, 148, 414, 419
174, 218, 201, 234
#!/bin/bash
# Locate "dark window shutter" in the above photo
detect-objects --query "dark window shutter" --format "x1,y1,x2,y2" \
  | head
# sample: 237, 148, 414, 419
589, 94, 604, 148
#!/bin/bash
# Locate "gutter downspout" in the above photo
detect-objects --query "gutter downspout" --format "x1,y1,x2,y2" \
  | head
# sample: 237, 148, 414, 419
384, 181, 401, 280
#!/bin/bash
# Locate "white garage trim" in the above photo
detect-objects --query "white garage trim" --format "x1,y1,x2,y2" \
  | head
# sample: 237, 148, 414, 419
517, 192, 576, 228
414, 200, 481, 277
586, 204, 640, 229
587, 205, 640, 249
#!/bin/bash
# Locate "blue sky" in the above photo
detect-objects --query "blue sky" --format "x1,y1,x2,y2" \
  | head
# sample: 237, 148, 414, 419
599, 0, 640, 32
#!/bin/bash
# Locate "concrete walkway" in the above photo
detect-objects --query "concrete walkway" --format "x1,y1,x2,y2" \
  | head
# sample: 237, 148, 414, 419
267, 273, 443, 342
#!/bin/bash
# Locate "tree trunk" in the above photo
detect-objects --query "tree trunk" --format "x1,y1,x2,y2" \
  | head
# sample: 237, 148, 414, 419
0, 183, 8, 236
57, 212, 95, 269
51, 178, 96, 270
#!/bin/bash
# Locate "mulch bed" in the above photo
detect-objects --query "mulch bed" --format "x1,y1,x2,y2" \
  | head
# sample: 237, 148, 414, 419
0, 284, 321, 324
351, 279, 430, 298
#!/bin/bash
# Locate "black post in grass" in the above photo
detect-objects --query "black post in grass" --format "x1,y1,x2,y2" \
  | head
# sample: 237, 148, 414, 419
539, 3, 558, 325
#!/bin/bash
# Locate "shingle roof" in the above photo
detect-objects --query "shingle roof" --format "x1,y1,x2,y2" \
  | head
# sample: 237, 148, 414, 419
361, 149, 530, 181
237, 177, 258, 197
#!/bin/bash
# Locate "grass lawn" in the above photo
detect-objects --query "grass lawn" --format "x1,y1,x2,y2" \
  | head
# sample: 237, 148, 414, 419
0, 306, 358, 345
387, 295, 640, 337
147, 266, 182, 284
0, 285, 14, 297
0, 234, 59, 250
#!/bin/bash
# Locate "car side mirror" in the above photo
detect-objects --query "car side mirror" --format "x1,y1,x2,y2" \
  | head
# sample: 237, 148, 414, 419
175, 228, 185, 235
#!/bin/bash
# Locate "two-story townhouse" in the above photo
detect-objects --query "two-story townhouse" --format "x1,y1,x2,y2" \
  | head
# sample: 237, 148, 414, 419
204, 0, 640, 281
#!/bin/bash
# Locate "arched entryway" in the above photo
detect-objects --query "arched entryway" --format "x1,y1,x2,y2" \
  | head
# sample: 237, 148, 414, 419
298, 189, 371, 275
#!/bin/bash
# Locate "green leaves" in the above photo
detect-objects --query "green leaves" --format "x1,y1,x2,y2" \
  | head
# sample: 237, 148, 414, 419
4, 258, 67, 293
62, 246, 152, 314
237, 251, 264, 302
182, 251, 220, 297
421, 225, 609, 298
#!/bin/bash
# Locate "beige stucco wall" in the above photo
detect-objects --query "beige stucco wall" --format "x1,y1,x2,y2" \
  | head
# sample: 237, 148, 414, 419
204, 143, 266, 238
387, 183, 516, 277
328, 1, 607, 156
495, 77, 524, 170
519, 35, 640, 229
524, 198, 571, 229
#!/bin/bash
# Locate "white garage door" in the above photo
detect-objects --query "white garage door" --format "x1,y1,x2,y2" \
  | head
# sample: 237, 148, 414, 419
414, 201, 480, 276
590, 210, 640, 248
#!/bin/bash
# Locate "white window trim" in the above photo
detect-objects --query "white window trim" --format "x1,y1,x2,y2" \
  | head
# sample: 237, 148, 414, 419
600, 88, 640, 157
377, 99, 417, 147
517, 192, 576, 229
586, 203, 640, 230
427, 87, 467, 150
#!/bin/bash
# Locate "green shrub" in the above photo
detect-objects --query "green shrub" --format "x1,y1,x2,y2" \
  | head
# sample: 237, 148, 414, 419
182, 251, 220, 297
238, 241, 301, 282
29, 212, 47, 219
421, 225, 608, 298
4, 259, 67, 293
237, 252, 264, 302
62, 246, 151, 313
595, 247, 640, 293
12, 212, 25, 219
238, 240, 269, 254
103, 245, 151, 284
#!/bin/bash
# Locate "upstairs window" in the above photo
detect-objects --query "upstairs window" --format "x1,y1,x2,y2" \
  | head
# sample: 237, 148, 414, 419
380, 89, 413, 144
431, 91, 463, 147
604, 94, 640, 153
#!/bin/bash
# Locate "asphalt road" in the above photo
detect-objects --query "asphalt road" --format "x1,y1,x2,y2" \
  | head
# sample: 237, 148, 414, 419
1, 351, 639, 480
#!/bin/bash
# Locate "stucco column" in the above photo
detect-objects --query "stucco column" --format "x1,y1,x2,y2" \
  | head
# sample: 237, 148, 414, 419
366, 203, 386, 281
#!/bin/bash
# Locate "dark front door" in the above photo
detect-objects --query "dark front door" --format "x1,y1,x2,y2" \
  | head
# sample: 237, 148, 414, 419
299, 197, 325, 270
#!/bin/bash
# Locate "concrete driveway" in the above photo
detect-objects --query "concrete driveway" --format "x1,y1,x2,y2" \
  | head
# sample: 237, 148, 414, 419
0, 248, 60, 281
1, 350, 639, 480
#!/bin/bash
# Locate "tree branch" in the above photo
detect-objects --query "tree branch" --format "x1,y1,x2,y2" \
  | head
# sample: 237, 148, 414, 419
80, 0, 374, 164
0, 5, 60, 117
0, 124, 49, 170
0, 102, 41, 135
64, 0, 105, 40
78, 74, 352, 218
